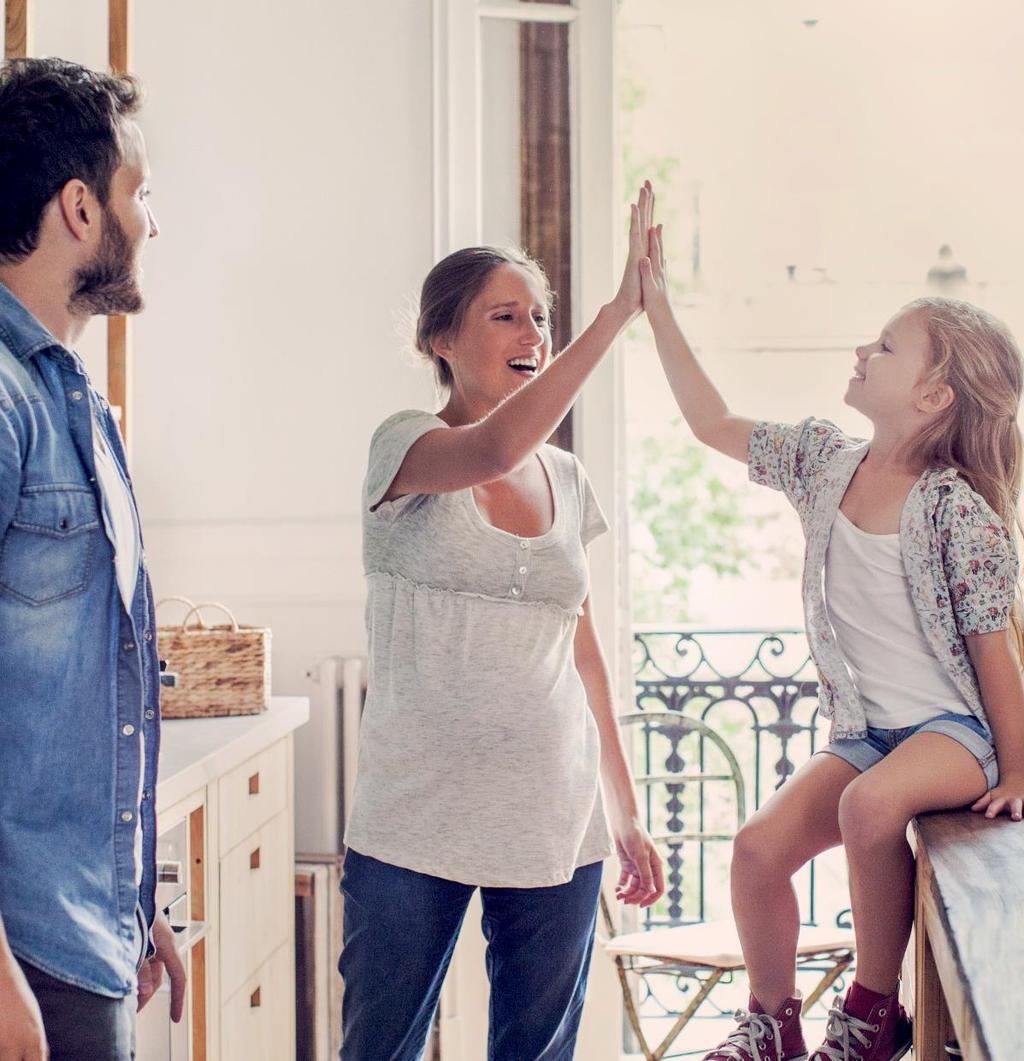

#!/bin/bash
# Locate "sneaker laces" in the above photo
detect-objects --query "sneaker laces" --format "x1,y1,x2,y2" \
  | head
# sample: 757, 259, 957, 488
812, 1001, 876, 1061
710, 1008, 784, 1060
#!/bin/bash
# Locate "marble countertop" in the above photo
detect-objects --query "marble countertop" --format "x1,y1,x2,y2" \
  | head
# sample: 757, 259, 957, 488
156, 697, 309, 813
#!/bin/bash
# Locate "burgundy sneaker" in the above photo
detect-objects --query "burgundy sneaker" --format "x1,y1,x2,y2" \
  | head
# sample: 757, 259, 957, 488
704, 994, 807, 1061
809, 988, 912, 1060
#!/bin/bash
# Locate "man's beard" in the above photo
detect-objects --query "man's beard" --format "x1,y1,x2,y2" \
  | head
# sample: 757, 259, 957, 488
69, 207, 144, 316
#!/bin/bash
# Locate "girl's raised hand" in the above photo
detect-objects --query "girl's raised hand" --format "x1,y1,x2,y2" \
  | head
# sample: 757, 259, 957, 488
611, 181, 655, 320
640, 221, 670, 315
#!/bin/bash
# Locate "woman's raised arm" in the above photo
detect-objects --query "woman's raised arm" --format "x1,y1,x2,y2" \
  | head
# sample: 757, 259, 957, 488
382, 185, 654, 503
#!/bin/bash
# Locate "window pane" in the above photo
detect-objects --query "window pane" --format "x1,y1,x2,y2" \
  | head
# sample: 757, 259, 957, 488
622, 0, 1024, 628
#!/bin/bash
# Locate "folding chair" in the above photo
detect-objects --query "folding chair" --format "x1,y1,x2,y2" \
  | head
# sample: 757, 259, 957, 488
599, 711, 855, 1061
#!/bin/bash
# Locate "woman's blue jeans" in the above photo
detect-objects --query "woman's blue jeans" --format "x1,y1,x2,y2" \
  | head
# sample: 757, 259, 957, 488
339, 849, 603, 1061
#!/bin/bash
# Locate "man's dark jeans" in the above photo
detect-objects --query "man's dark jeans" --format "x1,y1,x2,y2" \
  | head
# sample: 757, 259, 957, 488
19, 960, 135, 1061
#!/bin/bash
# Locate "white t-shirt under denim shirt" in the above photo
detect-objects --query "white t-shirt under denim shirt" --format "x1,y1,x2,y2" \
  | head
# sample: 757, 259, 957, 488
92, 408, 146, 886
825, 509, 971, 728
344, 410, 613, 887
91, 410, 140, 611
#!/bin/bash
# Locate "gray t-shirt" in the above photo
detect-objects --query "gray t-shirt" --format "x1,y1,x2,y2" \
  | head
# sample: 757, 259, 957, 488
344, 409, 613, 887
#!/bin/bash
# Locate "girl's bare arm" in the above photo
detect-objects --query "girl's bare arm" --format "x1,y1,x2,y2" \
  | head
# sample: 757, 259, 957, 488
640, 222, 756, 463
966, 629, 1024, 820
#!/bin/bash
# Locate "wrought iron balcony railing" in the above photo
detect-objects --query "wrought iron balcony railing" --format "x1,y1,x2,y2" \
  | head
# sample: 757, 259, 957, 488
632, 627, 841, 930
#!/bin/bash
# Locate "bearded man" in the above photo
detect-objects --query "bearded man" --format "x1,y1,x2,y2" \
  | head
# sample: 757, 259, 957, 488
0, 57, 185, 1061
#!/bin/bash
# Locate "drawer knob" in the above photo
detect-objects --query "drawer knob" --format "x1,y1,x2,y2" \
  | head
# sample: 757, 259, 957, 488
250, 986, 261, 1008
250, 847, 261, 870
248, 772, 260, 796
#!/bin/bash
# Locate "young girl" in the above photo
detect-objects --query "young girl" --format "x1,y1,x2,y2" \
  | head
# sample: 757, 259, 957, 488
640, 199, 1024, 1061
340, 186, 664, 1061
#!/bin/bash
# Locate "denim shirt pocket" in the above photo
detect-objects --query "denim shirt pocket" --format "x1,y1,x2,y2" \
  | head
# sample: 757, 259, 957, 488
0, 484, 101, 605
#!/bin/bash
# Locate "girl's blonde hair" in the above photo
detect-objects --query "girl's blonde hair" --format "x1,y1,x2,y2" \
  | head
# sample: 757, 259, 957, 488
903, 296, 1024, 659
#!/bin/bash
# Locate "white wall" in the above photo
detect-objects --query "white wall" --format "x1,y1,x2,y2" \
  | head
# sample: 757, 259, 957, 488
126, 0, 436, 693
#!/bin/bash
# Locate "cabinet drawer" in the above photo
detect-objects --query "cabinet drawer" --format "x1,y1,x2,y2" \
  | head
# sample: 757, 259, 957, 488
218, 740, 288, 857
221, 942, 294, 1061
220, 810, 292, 1002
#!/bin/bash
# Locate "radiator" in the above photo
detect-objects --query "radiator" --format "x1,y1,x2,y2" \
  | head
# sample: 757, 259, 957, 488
294, 655, 365, 855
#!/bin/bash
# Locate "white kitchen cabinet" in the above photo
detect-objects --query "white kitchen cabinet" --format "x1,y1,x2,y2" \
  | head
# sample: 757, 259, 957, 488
154, 698, 308, 1061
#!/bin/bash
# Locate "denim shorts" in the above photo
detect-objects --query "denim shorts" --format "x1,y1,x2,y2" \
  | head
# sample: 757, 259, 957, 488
822, 711, 999, 789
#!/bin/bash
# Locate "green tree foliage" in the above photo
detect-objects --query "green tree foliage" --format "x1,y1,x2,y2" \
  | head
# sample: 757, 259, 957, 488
630, 424, 771, 622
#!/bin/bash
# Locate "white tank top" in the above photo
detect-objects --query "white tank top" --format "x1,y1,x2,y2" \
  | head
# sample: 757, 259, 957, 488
824, 510, 971, 728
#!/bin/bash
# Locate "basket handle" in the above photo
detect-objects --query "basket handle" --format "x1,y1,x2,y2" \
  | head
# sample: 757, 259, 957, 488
178, 601, 241, 632
155, 596, 199, 623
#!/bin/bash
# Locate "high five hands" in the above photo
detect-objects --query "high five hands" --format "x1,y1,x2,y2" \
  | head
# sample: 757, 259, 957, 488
637, 180, 670, 318
613, 179, 671, 321
613, 181, 657, 320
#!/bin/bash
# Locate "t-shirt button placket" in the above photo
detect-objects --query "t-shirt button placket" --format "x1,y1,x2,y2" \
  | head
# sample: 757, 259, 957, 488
511, 540, 530, 598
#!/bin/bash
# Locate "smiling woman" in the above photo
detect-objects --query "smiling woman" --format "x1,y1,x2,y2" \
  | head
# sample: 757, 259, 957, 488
337, 185, 668, 1061
413, 245, 553, 394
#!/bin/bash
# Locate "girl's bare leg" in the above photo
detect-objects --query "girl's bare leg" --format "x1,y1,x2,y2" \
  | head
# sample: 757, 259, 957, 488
837, 731, 987, 993
730, 752, 859, 1013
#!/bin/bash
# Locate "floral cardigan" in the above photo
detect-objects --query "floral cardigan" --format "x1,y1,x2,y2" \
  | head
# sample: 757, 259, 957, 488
749, 417, 1019, 739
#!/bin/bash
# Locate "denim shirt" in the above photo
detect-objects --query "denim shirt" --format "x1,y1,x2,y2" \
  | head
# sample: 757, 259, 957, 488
749, 417, 1019, 740
0, 283, 160, 997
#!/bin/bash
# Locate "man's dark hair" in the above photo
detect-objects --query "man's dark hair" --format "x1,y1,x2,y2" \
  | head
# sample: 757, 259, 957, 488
0, 57, 141, 263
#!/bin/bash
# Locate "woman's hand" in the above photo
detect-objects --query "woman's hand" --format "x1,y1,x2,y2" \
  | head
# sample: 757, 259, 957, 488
640, 220, 670, 317
612, 820, 665, 908
972, 772, 1024, 821
611, 182, 655, 321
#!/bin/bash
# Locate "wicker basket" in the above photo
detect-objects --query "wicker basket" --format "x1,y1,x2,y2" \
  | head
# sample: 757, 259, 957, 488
156, 597, 271, 719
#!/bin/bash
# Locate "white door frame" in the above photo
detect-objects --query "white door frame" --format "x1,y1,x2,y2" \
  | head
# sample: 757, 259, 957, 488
431, 2, 628, 1058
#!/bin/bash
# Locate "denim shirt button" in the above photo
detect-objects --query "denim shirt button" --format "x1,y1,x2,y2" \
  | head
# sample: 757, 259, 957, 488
120, 811, 133, 823
123, 641, 135, 652
145, 709, 155, 721
70, 390, 83, 401
121, 724, 135, 737
141, 790, 152, 801
143, 630, 153, 642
